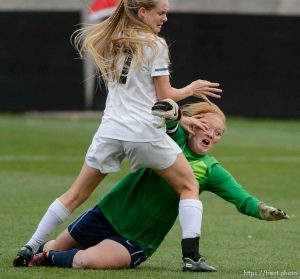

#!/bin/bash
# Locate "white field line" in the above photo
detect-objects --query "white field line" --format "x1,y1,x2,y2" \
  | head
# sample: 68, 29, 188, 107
0, 155, 83, 162
217, 156, 300, 163
0, 155, 299, 163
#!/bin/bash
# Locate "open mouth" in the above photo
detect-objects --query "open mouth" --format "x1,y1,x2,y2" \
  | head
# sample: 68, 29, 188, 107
202, 139, 210, 146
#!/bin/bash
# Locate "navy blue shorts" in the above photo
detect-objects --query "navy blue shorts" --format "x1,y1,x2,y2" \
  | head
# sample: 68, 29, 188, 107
68, 206, 147, 268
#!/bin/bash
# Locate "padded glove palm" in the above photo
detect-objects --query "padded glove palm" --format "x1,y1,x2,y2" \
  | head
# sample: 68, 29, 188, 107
151, 99, 181, 128
259, 203, 289, 221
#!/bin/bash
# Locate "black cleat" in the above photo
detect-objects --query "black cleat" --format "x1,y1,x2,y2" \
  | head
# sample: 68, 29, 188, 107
182, 257, 217, 272
13, 245, 34, 267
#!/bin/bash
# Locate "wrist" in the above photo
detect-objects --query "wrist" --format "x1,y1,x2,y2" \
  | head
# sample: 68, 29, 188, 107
185, 84, 194, 97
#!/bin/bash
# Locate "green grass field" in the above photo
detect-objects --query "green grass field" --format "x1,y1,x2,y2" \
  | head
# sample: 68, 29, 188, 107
0, 114, 299, 279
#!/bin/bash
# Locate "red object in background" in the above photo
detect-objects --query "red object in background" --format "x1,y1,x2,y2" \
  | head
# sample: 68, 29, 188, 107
88, 0, 118, 21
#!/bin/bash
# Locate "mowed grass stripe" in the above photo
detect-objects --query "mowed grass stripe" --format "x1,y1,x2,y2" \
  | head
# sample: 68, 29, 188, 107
0, 155, 300, 163
0, 115, 299, 279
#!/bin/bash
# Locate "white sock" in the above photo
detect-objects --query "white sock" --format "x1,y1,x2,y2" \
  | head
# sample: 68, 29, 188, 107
26, 199, 71, 253
179, 199, 203, 239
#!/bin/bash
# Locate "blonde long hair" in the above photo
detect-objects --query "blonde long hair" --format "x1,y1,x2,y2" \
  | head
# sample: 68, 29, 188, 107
73, 0, 168, 84
182, 102, 226, 126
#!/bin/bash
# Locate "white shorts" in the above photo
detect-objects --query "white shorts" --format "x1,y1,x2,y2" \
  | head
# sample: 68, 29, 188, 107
85, 134, 182, 173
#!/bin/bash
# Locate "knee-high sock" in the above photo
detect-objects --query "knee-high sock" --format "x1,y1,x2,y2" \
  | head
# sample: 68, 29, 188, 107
179, 199, 203, 239
26, 199, 71, 253
48, 249, 80, 268
179, 199, 203, 261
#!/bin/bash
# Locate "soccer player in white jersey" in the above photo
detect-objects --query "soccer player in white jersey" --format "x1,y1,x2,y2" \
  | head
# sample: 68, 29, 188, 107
13, 0, 222, 271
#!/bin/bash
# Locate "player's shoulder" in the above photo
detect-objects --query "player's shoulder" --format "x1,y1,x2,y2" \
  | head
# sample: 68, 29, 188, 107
144, 32, 166, 44
142, 34, 168, 54
156, 36, 168, 47
207, 158, 233, 180
203, 155, 219, 167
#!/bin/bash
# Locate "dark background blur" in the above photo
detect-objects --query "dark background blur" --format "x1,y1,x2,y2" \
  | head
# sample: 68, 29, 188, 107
1, 11, 299, 118
0, 12, 84, 112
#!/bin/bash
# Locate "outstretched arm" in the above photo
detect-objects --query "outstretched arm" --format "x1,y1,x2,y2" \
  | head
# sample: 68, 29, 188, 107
205, 164, 289, 221
154, 75, 222, 103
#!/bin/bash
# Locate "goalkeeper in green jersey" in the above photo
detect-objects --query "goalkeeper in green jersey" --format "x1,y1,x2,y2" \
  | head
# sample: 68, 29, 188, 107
27, 101, 289, 271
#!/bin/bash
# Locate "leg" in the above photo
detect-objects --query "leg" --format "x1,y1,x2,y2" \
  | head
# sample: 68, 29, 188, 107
73, 239, 131, 269
27, 163, 106, 251
154, 153, 199, 199
154, 153, 202, 241
154, 154, 216, 272
59, 163, 107, 211
30, 239, 132, 269
43, 229, 81, 252
13, 163, 106, 266
154, 153, 201, 249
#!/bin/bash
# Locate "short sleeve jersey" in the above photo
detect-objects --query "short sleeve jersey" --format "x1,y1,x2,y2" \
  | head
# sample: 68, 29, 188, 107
98, 37, 170, 142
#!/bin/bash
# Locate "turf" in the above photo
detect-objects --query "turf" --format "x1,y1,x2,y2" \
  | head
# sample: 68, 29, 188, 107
0, 114, 299, 279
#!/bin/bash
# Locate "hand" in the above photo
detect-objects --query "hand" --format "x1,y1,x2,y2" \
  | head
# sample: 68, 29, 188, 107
259, 203, 289, 221
188, 80, 222, 104
152, 99, 181, 128
179, 116, 209, 135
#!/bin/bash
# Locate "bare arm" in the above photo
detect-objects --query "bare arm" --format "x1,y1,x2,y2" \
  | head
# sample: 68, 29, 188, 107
153, 75, 222, 102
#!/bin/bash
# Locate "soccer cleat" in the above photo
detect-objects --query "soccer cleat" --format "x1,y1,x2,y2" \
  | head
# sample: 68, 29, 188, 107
182, 257, 217, 272
13, 245, 34, 267
28, 252, 51, 267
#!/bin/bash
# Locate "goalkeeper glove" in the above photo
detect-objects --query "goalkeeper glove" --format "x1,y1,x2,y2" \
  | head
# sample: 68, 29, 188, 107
151, 99, 181, 128
259, 203, 289, 221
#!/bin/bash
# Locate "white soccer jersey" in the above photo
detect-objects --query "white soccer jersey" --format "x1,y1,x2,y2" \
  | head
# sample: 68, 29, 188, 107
98, 38, 170, 142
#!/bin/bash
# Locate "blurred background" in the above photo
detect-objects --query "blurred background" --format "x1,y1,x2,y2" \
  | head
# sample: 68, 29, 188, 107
0, 0, 299, 118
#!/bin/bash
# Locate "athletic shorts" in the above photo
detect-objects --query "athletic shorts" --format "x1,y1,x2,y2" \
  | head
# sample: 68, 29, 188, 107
85, 134, 182, 173
68, 206, 148, 268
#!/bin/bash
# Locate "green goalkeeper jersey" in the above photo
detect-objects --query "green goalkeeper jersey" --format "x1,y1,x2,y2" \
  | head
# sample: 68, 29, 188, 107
98, 122, 261, 256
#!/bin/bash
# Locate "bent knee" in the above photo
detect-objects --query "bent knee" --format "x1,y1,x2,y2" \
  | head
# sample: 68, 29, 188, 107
43, 240, 56, 252
179, 179, 199, 199
72, 251, 87, 268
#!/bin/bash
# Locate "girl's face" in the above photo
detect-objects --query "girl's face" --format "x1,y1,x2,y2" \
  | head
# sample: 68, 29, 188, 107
138, 0, 169, 34
188, 113, 225, 155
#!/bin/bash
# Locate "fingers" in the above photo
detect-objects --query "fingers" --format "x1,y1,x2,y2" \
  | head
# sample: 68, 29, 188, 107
179, 116, 208, 135
191, 79, 223, 102
193, 93, 222, 102
283, 213, 290, 219
193, 79, 221, 88
205, 90, 223, 97
194, 88, 222, 97
183, 126, 195, 135
188, 116, 209, 130
195, 122, 209, 132
191, 118, 209, 131
259, 203, 289, 221
202, 95, 212, 105
192, 115, 204, 119
271, 208, 290, 220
